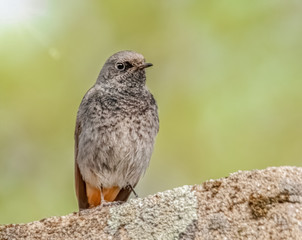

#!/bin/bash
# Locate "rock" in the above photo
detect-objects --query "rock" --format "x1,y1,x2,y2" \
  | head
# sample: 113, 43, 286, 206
1, 166, 302, 239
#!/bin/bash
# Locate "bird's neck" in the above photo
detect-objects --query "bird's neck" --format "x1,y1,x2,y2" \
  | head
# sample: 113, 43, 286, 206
94, 82, 148, 98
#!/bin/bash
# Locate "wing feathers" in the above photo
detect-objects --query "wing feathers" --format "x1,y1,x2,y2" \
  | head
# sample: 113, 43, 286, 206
75, 121, 89, 209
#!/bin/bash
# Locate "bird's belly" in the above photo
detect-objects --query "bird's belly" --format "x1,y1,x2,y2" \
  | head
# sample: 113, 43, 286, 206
78, 114, 158, 188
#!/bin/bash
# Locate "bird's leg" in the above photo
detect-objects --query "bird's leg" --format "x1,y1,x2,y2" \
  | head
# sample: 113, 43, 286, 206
128, 184, 138, 198
100, 187, 106, 206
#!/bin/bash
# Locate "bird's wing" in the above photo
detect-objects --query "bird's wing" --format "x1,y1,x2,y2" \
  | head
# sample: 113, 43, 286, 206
74, 120, 89, 210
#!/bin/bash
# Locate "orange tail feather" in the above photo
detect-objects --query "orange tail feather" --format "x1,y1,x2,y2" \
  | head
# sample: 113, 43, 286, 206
86, 184, 121, 208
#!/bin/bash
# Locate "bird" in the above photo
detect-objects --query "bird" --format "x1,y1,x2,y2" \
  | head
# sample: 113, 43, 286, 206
74, 50, 159, 210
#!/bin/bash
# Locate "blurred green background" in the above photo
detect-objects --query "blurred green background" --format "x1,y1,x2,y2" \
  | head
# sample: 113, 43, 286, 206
1, 0, 302, 224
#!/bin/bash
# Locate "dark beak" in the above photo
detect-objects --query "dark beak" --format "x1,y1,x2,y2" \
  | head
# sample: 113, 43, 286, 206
139, 63, 153, 69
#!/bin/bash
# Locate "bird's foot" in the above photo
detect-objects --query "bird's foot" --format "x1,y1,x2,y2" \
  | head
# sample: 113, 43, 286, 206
102, 201, 124, 207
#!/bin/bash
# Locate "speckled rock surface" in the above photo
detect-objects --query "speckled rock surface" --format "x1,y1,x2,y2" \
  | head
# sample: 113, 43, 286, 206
1, 166, 302, 240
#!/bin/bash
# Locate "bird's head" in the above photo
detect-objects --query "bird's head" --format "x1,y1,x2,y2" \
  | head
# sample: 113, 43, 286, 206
96, 50, 152, 88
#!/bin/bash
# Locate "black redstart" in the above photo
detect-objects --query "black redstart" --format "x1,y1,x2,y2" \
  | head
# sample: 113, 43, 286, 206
74, 50, 159, 209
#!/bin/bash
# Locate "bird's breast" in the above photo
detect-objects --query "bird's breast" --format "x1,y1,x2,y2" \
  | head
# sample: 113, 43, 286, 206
77, 100, 158, 188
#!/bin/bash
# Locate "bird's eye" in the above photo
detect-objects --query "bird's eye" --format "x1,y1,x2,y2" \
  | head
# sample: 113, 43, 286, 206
115, 62, 125, 71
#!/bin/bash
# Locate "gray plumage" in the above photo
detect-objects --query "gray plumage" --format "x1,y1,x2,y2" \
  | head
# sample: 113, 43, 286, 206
75, 51, 159, 209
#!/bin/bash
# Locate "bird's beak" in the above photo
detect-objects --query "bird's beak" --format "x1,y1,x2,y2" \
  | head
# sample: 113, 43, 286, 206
139, 63, 153, 69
